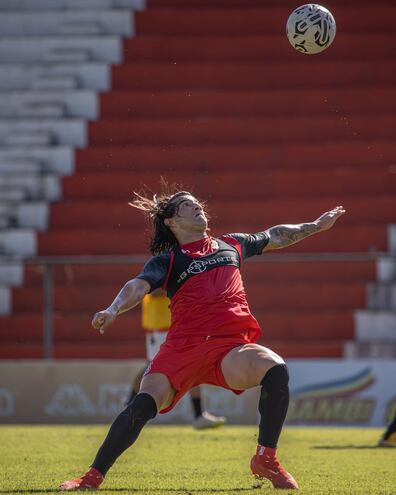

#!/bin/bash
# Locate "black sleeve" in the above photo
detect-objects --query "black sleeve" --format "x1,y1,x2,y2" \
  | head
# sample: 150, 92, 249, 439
225, 232, 269, 259
135, 253, 170, 292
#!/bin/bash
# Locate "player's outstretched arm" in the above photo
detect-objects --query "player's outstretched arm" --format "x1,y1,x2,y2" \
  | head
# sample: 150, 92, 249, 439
263, 205, 346, 251
92, 278, 150, 334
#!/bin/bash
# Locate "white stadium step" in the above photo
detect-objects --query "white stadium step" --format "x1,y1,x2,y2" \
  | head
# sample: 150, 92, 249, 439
0, 203, 15, 228
4, 131, 54, 147
367, 283, 396, 310
0, 201, 49, 230
0, 259, 23, 287
0, 0, 145, 10
377, 256, 396, 282
0, 64, 110, 91
0, 91, 98, 119
0, 174, 61, 201
0, 120, 86, 147
0, 286, 11, 315
17, 202, 49, 230
0, 11, 133, 37
0, 217, 11, 229
344, 341, 396, 359
0, 229, 37, 257
0, 161, 42, 175
354, 310, 396, 342
0, 147, 74, 175
388, 225, 396, 253
0, 38, 122, 64
0, 187, 27, 202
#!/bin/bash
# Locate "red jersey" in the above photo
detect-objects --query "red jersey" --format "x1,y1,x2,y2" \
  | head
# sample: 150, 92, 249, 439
136, 233, 269, 342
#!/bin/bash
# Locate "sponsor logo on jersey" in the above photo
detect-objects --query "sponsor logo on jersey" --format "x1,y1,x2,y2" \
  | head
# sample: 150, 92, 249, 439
177, 255, 237, 283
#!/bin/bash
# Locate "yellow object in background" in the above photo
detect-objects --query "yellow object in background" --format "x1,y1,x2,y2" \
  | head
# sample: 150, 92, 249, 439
141, 290, 171, 331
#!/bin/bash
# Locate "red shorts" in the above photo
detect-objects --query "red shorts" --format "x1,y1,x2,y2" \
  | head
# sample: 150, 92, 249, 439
145, 332, 256, 413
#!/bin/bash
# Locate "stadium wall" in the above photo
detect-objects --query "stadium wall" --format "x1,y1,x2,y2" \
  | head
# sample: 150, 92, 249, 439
0, 360, 395, 426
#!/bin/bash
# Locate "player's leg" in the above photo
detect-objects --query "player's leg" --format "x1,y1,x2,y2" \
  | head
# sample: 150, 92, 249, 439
189, 386, 226, 429
221, 343, 298, 490
59, 373, 175, 491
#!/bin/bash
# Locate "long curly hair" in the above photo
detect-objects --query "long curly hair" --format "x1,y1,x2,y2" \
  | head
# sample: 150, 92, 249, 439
129, 181, 208, 255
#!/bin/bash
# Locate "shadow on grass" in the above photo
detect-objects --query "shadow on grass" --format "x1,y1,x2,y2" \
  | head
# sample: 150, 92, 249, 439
0, 487, 263, 494
312, 445, 382, 450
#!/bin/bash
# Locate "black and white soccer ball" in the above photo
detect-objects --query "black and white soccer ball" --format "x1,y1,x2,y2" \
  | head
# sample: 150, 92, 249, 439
286, 4, 336, 54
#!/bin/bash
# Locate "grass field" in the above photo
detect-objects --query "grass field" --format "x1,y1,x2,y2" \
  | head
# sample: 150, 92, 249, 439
0, 425, 395, 494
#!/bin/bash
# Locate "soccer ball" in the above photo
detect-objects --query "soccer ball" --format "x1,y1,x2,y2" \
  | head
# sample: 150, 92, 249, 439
286, 4, 336, 54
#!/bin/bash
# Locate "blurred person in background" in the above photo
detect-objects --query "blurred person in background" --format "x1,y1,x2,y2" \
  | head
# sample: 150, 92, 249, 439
378, 410, 396, 447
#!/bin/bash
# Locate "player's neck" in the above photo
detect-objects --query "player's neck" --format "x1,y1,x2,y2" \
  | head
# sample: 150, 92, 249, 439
176, 231, 207, 246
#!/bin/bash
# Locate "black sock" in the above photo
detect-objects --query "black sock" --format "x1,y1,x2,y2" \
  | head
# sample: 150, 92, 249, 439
191, 397, 203, 419
258, 364, 290, 449
92, 392, 157, 476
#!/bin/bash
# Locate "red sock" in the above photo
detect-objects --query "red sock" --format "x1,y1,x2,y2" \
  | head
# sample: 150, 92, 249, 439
256, 445, 277, 457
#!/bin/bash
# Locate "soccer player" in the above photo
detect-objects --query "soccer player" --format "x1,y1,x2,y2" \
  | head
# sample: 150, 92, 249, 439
59, 190, 345, 491
126, 288, 227, 429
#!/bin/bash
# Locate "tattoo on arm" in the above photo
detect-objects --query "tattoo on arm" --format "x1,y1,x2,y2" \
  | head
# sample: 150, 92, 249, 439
266, 223, 320, 250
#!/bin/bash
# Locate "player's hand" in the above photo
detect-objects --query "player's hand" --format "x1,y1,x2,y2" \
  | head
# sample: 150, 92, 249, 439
92, 308, 117, 334
314, 206, 346, 231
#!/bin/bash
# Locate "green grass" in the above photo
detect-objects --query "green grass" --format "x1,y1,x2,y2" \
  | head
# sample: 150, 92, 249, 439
0, 425, 395, 494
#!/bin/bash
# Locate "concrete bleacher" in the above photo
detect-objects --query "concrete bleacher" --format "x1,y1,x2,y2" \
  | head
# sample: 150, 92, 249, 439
0, 0, 395, 359
0, 0, 141, 336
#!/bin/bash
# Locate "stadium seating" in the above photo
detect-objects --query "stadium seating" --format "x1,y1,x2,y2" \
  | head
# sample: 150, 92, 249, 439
0, 0, 395, 360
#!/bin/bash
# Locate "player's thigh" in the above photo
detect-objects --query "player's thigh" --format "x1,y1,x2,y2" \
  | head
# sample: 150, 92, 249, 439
221, 343, 285, 390
139, 372, 176, 410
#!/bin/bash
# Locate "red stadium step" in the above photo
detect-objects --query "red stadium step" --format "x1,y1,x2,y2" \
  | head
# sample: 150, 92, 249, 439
75, 142, 396, 172
261, 311, 354, 341
147, 0, 391, 8
49, 197, 396, 228
23, 261, 376, 288
0, 340, 341, 359
0, 344, 44, 359
242, 261, 376, 284
263, 340, 344, 359
62, 170, 396, 200
11, 282, 366, 313
100, 87, 396, 118
0, 313, 144, 343
0, 310, 353, 341
88, 116, 396, 145
112, 61, 396, 90
123, 34, 396, 62
3, 0, 393, 362
37, 226, 387, 255
135, 7, 396, 35
53, 343, 146, 359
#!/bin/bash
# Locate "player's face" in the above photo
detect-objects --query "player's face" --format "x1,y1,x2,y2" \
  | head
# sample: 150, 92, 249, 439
172, 195, 208, 232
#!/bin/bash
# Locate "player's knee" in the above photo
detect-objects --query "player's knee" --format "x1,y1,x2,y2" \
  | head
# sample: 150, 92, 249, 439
140, 373, 174, 411
252, 349, 285, 381
260, 363, 289, 391
124, 392, 157, 421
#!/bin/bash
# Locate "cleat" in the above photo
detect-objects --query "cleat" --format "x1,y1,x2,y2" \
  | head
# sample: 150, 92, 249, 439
59, 467, 104, 491
193, 411, 227, 430
250, 446, 298, 490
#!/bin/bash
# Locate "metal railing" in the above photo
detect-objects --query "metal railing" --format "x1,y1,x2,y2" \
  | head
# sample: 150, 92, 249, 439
1, 252, 394, 358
